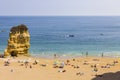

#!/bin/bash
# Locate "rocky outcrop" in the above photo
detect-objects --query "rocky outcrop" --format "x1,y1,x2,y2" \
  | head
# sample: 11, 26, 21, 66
4, 24, 30, 57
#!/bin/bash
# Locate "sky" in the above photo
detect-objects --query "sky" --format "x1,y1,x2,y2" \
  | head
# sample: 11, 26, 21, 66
0, 0, 120, 16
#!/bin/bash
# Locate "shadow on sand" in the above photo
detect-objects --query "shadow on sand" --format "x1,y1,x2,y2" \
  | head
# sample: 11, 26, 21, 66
92, 71, 120, 80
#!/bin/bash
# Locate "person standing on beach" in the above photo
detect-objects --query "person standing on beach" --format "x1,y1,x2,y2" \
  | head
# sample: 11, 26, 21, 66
86, 52, 88, 57
54, 54, 57, 59
81, 52, 84, 56
101, 53, 104, 57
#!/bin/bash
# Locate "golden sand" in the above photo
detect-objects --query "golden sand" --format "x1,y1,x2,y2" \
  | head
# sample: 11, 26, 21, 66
0, 56, 120, 80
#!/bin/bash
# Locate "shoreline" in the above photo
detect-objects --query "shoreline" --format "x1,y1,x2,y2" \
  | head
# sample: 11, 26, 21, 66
1, 52, 120, 59
30, 53, 120, 59
1, 49, 120, 58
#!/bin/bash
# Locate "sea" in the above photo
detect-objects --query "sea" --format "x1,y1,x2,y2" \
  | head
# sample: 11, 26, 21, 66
0, 16, 120, 58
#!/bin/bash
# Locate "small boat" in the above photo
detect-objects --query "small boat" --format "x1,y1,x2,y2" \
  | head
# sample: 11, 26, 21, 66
0, 30, 5, 32
100, 33, 104, 36
68, 35, 75, 37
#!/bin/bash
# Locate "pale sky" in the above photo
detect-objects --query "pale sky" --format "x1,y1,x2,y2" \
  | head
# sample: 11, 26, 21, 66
0, 0, 120, 16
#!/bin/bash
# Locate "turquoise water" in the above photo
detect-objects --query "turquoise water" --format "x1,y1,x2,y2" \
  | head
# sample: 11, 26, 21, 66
1, 16, 120, 57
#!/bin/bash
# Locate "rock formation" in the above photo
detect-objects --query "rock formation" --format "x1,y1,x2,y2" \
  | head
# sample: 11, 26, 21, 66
4, 24, 30, 56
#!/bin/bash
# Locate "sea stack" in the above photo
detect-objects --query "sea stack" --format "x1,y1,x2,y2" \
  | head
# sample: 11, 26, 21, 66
4, 24, 30, 57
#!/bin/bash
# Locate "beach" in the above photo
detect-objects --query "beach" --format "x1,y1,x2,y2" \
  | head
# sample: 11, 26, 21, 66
0, 56, 119, 80
1, 16, 120, 80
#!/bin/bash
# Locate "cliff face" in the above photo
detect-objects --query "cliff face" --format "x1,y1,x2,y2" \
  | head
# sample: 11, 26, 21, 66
4, 24, 30, 56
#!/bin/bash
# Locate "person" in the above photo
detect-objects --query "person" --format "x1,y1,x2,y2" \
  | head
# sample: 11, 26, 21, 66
24, 60, 29, 68
66, 60, 70, 64
53, 60, 59, 68
58, 61, 66, 73
101, 53, 104, 57
94, 67, 98, 72
10, 69, 13, 72
34, 60, 38, 64
81, 52, 83, 56
86, 52, 88, 57
94, 64, 97, 68
30, 65, 32, 68
60, 61, 65, 68
54, 54, 57, 59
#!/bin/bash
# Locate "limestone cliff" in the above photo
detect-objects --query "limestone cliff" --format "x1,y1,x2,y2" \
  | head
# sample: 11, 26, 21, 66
4, 24, 30, 56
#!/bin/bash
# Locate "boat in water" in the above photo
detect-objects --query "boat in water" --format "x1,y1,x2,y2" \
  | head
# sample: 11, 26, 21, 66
68, 35, 75, 37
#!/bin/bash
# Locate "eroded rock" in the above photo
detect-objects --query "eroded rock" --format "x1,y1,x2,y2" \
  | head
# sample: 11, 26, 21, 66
4, 24, 30, 56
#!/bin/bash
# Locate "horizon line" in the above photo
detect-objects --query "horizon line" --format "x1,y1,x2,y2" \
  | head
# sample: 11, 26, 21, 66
1, 14, 120, 17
